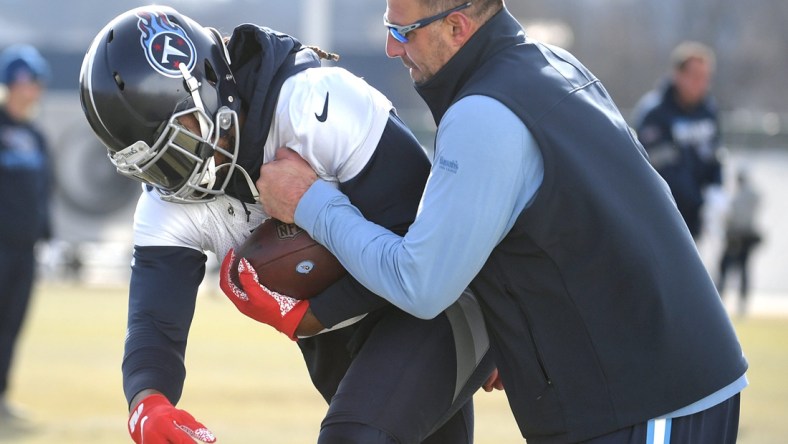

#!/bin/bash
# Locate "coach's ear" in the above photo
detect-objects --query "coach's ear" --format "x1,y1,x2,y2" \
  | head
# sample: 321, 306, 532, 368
444, 8, 476, 48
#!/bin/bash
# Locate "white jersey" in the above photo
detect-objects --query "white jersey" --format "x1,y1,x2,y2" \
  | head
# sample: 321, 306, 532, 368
133, 66, 393, 258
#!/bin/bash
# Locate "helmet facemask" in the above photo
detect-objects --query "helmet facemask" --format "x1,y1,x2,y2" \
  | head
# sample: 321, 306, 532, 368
109, 104, 240, 204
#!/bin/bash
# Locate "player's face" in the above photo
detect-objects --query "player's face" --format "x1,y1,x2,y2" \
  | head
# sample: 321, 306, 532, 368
674, 58, 712, 108
384, 0, 458, 85
177, 112, 232, 165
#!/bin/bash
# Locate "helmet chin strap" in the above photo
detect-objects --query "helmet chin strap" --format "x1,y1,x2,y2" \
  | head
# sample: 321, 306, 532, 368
179, 64, 211, 138
179, 63, 217, 189
175, 64, 255, 202
201, 156, 218, 189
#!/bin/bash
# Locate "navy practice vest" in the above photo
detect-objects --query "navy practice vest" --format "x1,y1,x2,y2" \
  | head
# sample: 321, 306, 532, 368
417, 9, 747, 443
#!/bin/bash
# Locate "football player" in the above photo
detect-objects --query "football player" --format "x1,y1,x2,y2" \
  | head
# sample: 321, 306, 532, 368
79, 5, 494, 444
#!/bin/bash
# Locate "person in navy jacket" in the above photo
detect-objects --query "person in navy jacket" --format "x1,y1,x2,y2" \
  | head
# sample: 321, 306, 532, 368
0, 44, 51, 423
633, 41, 723, 239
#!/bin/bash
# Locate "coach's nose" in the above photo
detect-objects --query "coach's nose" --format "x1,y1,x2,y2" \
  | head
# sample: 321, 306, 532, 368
385, 32, 405, 59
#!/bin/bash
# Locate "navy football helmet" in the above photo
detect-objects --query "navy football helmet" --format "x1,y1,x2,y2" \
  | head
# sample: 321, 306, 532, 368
79, 5, 245, 203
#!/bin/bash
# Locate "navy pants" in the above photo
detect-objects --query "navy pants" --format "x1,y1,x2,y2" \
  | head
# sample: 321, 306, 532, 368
582, 393, 741, 444
299, 303, 494, 444
0, 247, 36, 395
717, 236, 758, 306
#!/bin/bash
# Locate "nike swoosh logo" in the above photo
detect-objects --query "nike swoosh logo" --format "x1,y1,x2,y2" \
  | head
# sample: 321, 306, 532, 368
315, 91, 329, 122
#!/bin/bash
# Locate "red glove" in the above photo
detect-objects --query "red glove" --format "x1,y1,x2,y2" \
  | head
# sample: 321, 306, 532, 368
219, 249, 309, 340
128, 393, 215, 443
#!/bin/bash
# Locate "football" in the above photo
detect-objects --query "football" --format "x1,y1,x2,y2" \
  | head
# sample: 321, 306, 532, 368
231, 218, 346, 300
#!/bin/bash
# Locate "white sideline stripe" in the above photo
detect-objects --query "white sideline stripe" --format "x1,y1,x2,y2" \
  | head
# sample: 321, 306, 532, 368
652, 418, 666, 444
647, 417, 672, 444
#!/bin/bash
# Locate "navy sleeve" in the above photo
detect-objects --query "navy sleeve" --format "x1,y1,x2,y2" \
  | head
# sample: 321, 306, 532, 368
308, 275, 388, 328
122, 245, 206, 406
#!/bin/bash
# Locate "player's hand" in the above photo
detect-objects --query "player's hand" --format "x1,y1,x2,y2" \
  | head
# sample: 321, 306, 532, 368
128, 393, 216, 443
482, 368, 504, 392
256, 147, 317, 224
219, 248, 309, 340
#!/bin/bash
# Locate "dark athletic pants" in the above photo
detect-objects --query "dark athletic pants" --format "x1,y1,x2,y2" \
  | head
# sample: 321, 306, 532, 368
299, 296, 494, 444
581, 393, 741, 444
0, 247, 36, 396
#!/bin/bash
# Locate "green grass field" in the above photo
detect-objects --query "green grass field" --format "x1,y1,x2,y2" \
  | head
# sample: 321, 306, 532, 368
1, 283, 786, 443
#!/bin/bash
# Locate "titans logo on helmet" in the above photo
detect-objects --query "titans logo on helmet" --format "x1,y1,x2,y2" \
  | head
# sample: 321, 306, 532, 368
136, 11, 196, 78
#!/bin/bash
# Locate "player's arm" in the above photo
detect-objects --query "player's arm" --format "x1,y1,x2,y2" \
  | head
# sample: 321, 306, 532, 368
306, 277, 387, 331
129, 388, 161, 413
123, 245, 216, 443
123, 245, 206, 406
295, 309, 326, 336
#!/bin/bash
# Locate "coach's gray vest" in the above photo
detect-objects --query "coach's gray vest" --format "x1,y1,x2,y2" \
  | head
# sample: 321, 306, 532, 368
416, 9, 747, 443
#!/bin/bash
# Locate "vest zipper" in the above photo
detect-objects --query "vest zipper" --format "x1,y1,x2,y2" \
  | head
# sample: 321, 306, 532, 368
510, 287, 552, 387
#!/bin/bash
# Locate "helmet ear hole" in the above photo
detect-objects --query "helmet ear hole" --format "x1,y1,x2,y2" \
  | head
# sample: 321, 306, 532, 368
167, 14, 183, 27
204, 60, 217, 85
113, 72, 125, 90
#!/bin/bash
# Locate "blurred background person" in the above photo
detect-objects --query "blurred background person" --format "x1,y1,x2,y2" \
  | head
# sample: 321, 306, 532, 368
0, 44, 52, 422
632, 41, 724, 242
716, 166, 762, 316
